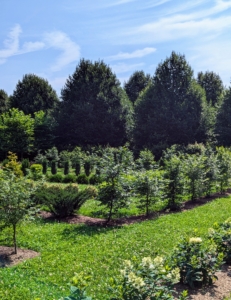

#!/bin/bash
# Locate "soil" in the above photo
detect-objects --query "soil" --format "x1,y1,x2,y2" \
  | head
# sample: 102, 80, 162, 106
1, 190, 231, 299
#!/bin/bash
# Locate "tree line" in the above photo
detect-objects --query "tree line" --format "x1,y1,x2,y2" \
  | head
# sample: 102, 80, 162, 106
0, 51, 231, 159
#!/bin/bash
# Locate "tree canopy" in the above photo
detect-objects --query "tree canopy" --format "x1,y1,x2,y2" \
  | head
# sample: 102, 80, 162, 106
197, 71, 224, 107
133, 52, 209, 156
0, 108, 34, 156
10, 74, 59, 115
58, 59, 133, 148
0, 89, 9, 114
124, 71, 151, 105
215, 88, 231, 146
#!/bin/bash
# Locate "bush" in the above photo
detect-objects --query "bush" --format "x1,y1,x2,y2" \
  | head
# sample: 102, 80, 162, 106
21, 158, 30, 176
171, 237, 223, 288
48, 173, 64, 183
63, 174, 77, 183
5, 152, 23, 177
51, 160, 57, 175
30, 164, 43, 180
208, 218, 231, 264
35, 183, 97, 217
109, 256, 186, 300
77, 173, 89, 184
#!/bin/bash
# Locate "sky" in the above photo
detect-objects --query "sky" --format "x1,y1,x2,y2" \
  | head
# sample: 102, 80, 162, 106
1, 0, 231, 97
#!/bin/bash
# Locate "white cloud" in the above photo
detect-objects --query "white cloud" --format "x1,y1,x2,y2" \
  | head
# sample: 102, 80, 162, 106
0, 24, 21, 63
44, 31, 80, 72
108, 47, 156, 61
111, 62, 144, 73
0, 24, 45, 64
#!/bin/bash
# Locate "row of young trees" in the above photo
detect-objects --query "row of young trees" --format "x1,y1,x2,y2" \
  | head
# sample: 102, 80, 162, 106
1, 51, 231, 158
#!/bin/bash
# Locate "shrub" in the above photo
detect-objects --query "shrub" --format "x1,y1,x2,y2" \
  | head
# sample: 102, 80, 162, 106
64, 160, 71, 175
63, 174, 77, 183
51, 160, 57, 175
77, 173, 89, 184
208, 218, 231, 264
48, 173, 63, 183
5, 152, 23, 177
35, 183, 97, 217
109, 256, 187, 300
21, 158, 30, 176
30, 164, 43, 180
171, 237, 223, 288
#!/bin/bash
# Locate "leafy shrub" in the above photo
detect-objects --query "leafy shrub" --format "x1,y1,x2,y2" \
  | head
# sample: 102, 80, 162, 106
109, 256, 187, 300
208, 218, 231, 264
77, 173, 89, 184
64, 160, 71, 175
63, 174, 77, 183
48, 173, 63, 183
171, 237, 223, 288
35, 183, 97, 217
5, 152, 23, 177
51, 160, 57, 175
21, 158, 30, 176
30, 164, 43, 180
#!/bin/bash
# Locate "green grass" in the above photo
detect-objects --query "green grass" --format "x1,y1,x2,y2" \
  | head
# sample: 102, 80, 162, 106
1, 195, 231, 300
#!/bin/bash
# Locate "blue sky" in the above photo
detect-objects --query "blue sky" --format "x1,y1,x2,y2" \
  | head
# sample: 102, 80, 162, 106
1, 0, 231, 97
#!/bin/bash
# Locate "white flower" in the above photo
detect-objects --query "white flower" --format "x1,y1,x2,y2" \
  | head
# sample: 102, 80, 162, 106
127, 272, 145, 290
153, 256, 164, 267
189, 237, 202, 243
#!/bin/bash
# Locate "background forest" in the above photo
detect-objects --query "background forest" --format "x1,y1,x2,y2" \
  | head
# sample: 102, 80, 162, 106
1, 51, 231, 160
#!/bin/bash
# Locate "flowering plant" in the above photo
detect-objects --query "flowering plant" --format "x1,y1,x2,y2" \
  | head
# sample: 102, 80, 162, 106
171, 237, 223, 288
109, 256, 187, 300
208, 218, 231, 264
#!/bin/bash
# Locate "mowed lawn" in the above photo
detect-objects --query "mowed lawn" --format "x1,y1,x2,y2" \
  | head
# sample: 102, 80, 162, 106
0, 195, 231, 300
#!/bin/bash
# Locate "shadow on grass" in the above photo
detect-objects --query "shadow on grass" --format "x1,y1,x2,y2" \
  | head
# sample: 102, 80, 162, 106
61, 223, 124, 239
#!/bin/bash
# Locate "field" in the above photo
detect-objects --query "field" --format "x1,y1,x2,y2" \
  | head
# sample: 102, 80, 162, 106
1, 194, 231, 300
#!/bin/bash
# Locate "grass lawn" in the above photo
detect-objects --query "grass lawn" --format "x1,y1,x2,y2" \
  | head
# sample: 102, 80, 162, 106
0, 195, 231, 299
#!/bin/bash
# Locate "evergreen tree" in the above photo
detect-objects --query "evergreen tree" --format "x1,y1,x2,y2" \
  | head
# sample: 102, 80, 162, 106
133, 52, 209, 156
124, 71, 151, 105
57, 59, 133, 148
10, 74, 59, 115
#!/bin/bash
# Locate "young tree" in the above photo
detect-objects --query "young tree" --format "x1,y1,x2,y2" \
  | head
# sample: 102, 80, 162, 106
0, 170, 37, 254
58, 59, 133, 148
124, 71, 151, 105
97, 147, 134, 223
10, 74, 59, 115
135, 170, 166, 216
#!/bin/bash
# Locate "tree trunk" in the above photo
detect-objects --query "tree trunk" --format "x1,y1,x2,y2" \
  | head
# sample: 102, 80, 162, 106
13, 224, 17, 254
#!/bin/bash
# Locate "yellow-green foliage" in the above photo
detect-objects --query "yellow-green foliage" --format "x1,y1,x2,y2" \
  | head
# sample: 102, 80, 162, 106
5, 152, 23, 177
